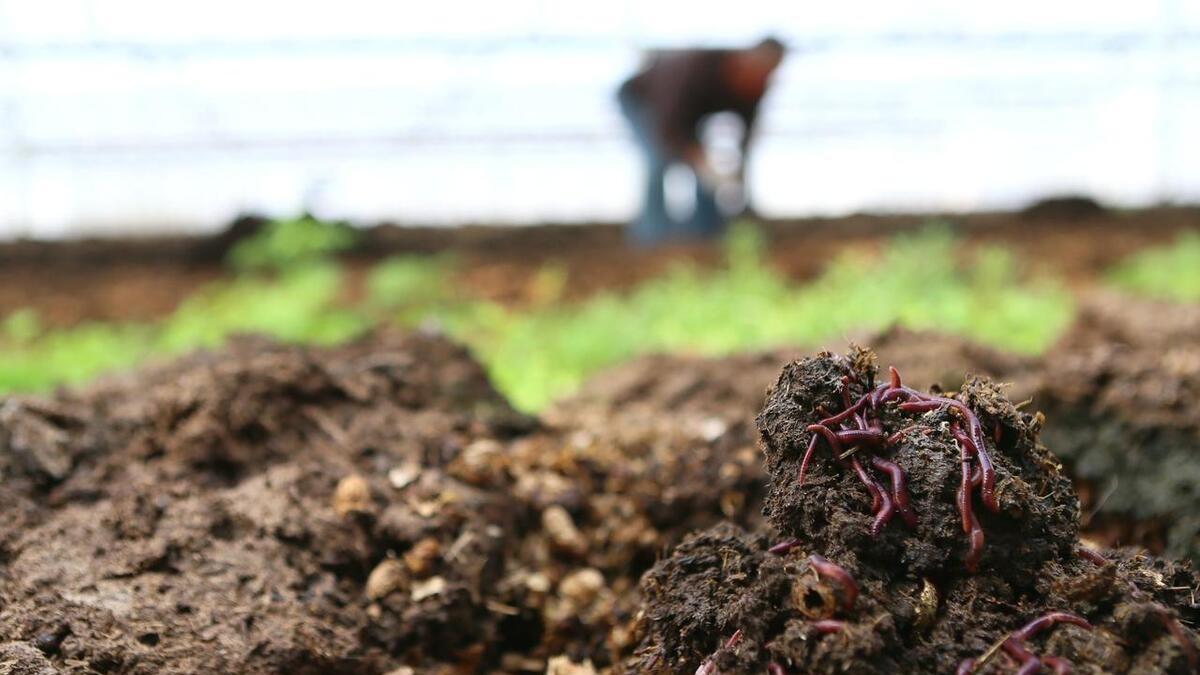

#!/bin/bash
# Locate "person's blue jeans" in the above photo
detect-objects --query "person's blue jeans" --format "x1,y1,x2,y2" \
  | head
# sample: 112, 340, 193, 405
619, 90, 723, 246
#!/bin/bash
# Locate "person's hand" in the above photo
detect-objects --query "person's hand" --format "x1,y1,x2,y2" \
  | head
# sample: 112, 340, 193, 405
691, 156, 724, 192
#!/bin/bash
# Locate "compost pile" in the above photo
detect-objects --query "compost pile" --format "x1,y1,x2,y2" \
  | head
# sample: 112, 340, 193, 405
627, 348, 1199, 674
0, 332, 1197, 674
0, 331, 768, 674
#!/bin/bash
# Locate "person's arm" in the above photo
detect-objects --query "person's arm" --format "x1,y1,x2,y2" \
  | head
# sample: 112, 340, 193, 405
681, 143, 722, 189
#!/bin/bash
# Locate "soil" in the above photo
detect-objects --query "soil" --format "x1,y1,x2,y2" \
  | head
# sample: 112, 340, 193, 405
1029, 293, 1200, 563
0, 327, 785, 674
3, 205, 1199, 326
628, 349, 1199, 674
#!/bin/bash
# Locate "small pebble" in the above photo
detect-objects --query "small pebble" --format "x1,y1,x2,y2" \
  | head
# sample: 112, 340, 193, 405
411, 576, 447, 602
365, 559, 408, 600
404, 537, 442, 577
332, 474, 372, 517
542, 505, 587, 556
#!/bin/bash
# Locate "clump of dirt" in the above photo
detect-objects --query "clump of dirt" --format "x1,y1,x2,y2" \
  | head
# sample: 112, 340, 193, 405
627, 348, 1199, 674
1033, 294, 1200, 563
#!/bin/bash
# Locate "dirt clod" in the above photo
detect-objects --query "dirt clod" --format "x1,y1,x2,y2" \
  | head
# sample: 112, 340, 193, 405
627, 348, 1200, 674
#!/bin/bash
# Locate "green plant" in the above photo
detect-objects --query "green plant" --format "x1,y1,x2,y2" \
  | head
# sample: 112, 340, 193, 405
0, 223, 1074, 414
1108, 231, 1200, 301
227, 214, 358, 272
159, 263, 366, 351
460, 224, 1073, 410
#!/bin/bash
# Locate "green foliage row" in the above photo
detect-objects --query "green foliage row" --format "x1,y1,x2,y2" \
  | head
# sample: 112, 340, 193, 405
1108, 230, 1200, 301
454, 225, 1074, 410
0, 220, 1077, 412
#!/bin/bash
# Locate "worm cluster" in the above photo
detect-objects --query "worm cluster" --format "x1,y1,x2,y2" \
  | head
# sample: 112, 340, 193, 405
790, 361, 999, 572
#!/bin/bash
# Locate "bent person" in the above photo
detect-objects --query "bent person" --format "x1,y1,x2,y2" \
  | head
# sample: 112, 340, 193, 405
617, 37, 785, 246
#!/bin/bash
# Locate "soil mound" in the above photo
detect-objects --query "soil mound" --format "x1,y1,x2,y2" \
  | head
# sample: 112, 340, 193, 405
1033, 293, 1200, 563
0, 332, 764, 673
628, 348, 1199, 674
0, 332, 535, 674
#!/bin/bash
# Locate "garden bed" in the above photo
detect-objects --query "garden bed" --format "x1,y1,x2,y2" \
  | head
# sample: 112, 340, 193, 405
2, 325, 1197, 673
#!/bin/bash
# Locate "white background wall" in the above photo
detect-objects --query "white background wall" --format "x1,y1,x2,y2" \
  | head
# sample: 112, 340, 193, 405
1, 1, 1199, 237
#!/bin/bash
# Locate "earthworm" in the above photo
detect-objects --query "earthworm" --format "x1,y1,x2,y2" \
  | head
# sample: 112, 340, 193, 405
797, 434, 821, 486
852, 457, 894, 536
1075, 547, 1107, 566
808, 555, 858, 612
870, 456, 917, 527
811, 619, 846, 634
994, 612, 1093, 675
768, 539, 802, 556
806, 424, 844, 457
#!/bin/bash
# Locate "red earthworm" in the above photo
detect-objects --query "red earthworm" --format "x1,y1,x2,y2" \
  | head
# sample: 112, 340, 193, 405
1011, 613, 1092, 641
807, 424, 844, 457
964, 507, 985, 573
797, 433, 821, 486
869, 382, 890, 408
850, 456, 883, 512
955, 658, 976, 675
870, 456, 917, 527
898, 400, 944, 414
953, 423, 977, 534
1039, 655, 1072, 675
800, 364, 1000, 563
880, 385, 927, 404
852, 457, 894, 536
811, 619, 846, 634
984, 613, 1091, 675
899, 393, 998, 513
952, 424, 986, 571
816, 397, 867, 428
808, 555, 858, 612
1002, 634, 1044, 675
945, 401, 997, 512
886, 424, 921, 446
1075, 547, 1107, 566
768, 539, 802, 555
767, 663, 787, 675
833, 428, 888, 450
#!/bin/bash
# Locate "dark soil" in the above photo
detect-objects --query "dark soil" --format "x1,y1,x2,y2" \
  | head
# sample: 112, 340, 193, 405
0, 328, 775, 674
627, 348, 1199, 674
1031, 293, 1200, 564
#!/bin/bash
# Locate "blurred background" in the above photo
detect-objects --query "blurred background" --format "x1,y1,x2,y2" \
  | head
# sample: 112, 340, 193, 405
4, 1, 1200, 236
1, 0, 1199, 414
